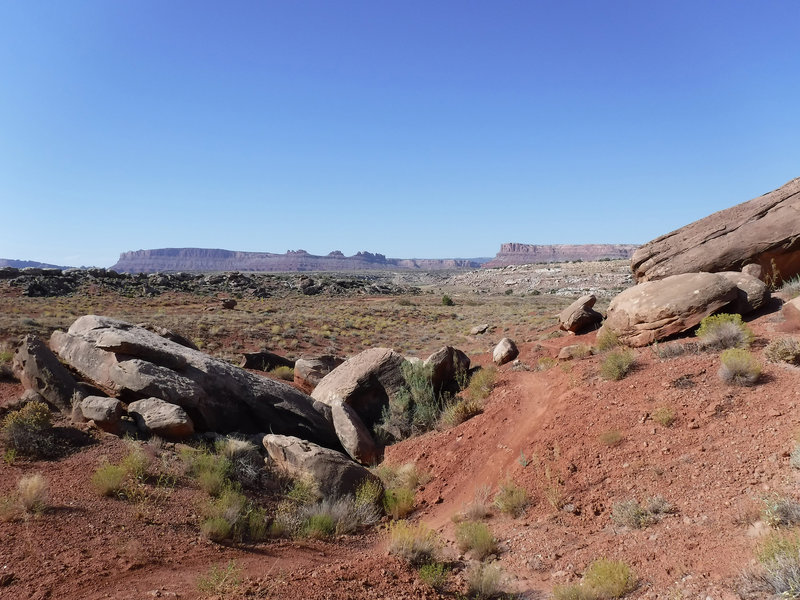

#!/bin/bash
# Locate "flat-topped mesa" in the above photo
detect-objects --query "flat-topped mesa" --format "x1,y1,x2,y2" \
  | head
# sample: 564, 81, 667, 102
483, 243, 639, 268
632, 177, 800, 283
111, 247, 482, 273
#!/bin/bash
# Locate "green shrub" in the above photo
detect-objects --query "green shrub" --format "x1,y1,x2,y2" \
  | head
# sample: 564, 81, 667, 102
455, 521, 496, 559
441, 294, 454, 306
201, 516, 233, 542
493, 480, 528, 517
120, 443, 150, 481
765, 338, 800, 365
741, 531, 800, 597
466, 562, 503, 599
355, 478, 383, 508
439, 397, 483, 428
651, 407, 675, 427
197, 560, 242, 595
696, 313, 753, 350
302, 513, 335, 539
286, 476, 318, 505
418, 562, 448, 591
599, 350, 635, 381
467, 366, 496, 401
383, 486, 415, 519
92, 463, 128, 497
596, 329, 620, 352
270, 365, 294, 381
388, 520, 438, 566
582, 558, 637, 598
1, 401, 55, 458
183, 448, 233, 496
719, 348, 761, 386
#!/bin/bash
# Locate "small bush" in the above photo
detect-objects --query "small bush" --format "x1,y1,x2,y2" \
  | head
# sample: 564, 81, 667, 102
201, 516, 233, 542
466, 562, 503, 599
375, 462, 429, 491
595, 329, 620, 352
463, 485, 492, 521
652, 341, 693, 359
582, 558, 637, 598
302, 513, 335, 539
183, 449, 233, 496
611, 497, 674, 529
780, 275, 800, 299
456, 521, 497, 559
388, 520, 438, 566
741, 531, 800, 597
270, 365, 294, 381
696, 313, 753, 350
598, 429, 623, 446
441, 294, 454, 306
92, 463, 128, 497
355, 478, 383, 508
197, 560, 242, 595
467, 367, 497, 401
599, 350, 635, 381
120, 443, 150, 481
651, 407, 675, 427
493, 481, 528, 517
0, 495, 21, 522
1, 401, 55, 458
763, 495, 800, 528
536, 356, 557, 371
439, 397, 483, 428
418, 562, 448, 591
383, 486, 415, 519
765, 338, 800, 365
719, 348, 761, 386
18, 473, 48, 513
286, 476, 319, 505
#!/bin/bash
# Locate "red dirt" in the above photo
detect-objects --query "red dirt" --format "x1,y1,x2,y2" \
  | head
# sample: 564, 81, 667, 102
1, 307, 799, 599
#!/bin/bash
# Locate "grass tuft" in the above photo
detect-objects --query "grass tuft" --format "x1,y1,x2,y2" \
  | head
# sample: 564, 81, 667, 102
718, 348, 761, 386
599, 350, 635, 381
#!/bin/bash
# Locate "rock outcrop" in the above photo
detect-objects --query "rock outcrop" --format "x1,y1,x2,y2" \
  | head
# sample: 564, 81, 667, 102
294, 356, 345, 394
599, 272, 740, 347
493, 338, 519, 366
79, 396, 124, 434
632, 178, 800, 283
484, 244, 638, 268
559, 294, 603, 333
12, 335, 83, 412
424, 346, 470, 392
127, 397, 194, 439
50, 315, 339, 448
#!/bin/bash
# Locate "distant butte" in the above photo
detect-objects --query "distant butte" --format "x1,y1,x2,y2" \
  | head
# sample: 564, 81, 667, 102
110, 248, 485, 273
482, 243, 639, 268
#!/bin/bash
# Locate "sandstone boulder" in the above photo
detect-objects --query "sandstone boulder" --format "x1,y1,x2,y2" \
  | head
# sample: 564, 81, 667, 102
470, 324, 489, 335
493, 338, 519, 366
50, 316, 338, 448
558, 294, 603, 333
558, 344, 595, 360
600, 272, 739, 347
127, 397, 194, 439
424, 346, 470, 392
632, 178, 800, 283
294, 355, 344, 394
311, 348, 406, 464
12, 335, 83, 412
80, 396, 124, 434
263, 434, 382, 500
717, 271, 769, 315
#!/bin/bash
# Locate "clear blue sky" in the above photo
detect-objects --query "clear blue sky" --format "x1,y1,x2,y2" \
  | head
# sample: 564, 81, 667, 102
1, 1, 798, 267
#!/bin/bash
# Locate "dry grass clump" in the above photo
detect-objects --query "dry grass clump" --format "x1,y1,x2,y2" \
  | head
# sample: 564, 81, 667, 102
493, 480, 528, 517
92, 462, 129, 497
598, 429, 623, 446
17, 473, 48, 513
196, 560, 243, 596
718, 348, 761, 386
765, 338, 800, 365
780, 276, 800, 299
1, 400, 56, 458
599, 350, 635, 381
651, 406, 675, 427
595, 329, 620, 352
269, 365, 294, 381
763, 495, 800, 529
439, 397, 484, 428
466, 562, 504, 599
462, 485, 492, 521
739, 530, 800, 598
611, 496, 674, 529
553, 558, 637, 599
455, 520, 497, 559
467, 366, 497, 401
388, 520, 439, 566
696, 313, 754, 350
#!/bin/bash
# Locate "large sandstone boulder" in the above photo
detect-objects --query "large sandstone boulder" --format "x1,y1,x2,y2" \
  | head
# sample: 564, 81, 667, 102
80, 396, 124, 434
493, 338, 519, 366
311, 348, 406, 464
263, 434, 382, 500
12, 335, 83, 412
294, 355, 345, 394
127, 397, 194, 439
559, 294, 603, 333
50, 316, 338, 448
424, 346, 470, 392
717, 271, 769, 315
632, 178, 800, 283
600, 272, 739, 347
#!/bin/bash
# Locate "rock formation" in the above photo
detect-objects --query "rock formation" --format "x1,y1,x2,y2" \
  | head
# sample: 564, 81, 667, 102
559, 294, 603, 333
632, 178, 800, 283
483, 243, 638, 268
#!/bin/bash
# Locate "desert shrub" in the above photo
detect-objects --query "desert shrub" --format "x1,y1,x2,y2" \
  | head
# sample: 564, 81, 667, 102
418, 562, 448, 591
780, 275, 800, 299
763, 495, 800, 528
582, 558, 637, 598
536, 356, 557, 371
595, 329, 620, 352
120, 443, 150, 481
302, 513, 336, 539
200, 487, 262, 542
598, 429, 623, 446
197, 560, 242, 595
285, 476, 319, 505
183, 448, 233, 496
441, 294, 454, 306
463, 485, 492, 521
18, 473, 48, 513
719, 348, 761, 386
467, 366, 497, 401
456, 521, 497, 559
388, 520, 439, 566
270, 365, 294, 381
740, 531, 800, 597
92, 462, 128, 497
0, 495, 21, 522
611, 497, 674, 530
466, 562, 503, 599
1, 400, 55, 458
696, 313, 753, 350
652, 341, 693, 359
383, 486, 415, 519
599, 350, 635, 381
765, 338, 800, 365
375, 462, 429, 491
651, 407, 675, 427
439, 397, 483, 428
493, 480, 528, 517
355, 478, 383, 508
201, 516, 233, 542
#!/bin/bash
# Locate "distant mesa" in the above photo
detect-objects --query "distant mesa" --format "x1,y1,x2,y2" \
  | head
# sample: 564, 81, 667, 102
482, 243, 639, 268
110, 247, 484, 273
0, 258, 72, 270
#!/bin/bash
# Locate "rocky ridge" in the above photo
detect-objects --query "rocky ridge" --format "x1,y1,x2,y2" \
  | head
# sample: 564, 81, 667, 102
483, 243, 638, 268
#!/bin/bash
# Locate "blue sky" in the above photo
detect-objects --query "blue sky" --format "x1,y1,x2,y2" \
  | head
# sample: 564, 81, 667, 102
1, 1, 798, 267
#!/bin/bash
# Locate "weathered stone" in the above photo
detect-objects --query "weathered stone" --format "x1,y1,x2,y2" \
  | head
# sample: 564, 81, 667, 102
632, 178, 800, 282
493, 338, 519, 366
263, 434, 382, 500
221, 298, 237, 310
558, 294, 603, 333
80, 396, 124, 434
240, 351, 295, 372
600, 272, 739, 347
742, 264, 763, 279
127, 397, 194, 439
782, 296, 800, 329
50, 315, 338, 447
470, 324, 489, 335
11, 335, 83, 412
136, 323, 198, 350
311, 348, 406, 464
424, 346, 470, 391
558, 344, 595, 360
294, 355, 344, 394
717, 271, 769, 315
330, 403, 380, 465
